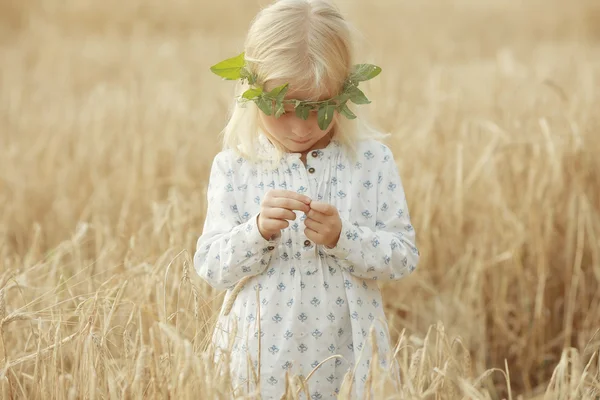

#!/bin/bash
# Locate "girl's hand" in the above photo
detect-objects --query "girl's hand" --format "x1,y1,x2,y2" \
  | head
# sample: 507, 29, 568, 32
258, 190, 312, 240
304, 201, 342, 248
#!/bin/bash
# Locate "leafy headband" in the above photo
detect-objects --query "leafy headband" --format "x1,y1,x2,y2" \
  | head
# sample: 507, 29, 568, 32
210, 52, 381, 130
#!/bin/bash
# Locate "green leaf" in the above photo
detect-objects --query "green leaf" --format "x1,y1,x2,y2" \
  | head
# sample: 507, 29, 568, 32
242, 87, 263, 100
350, 64, 382, 82
335, 92, 350, 104
210, 52, 246, 80
317, 103, 336, 130
239, 68, 257, 85
256, 97, 273, 116
295, 104, 311, 120
275, 105, 285, 118
268, 84, 289, 101
338, 102, 357, 119
347, 86, 371, 105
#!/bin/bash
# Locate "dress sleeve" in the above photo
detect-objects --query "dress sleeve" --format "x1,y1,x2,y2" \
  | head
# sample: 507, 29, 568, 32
322, 145, 419, 281
194, 152, 279, 290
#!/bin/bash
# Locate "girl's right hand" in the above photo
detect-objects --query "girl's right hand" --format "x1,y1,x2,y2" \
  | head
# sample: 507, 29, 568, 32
257, 190, 312, 240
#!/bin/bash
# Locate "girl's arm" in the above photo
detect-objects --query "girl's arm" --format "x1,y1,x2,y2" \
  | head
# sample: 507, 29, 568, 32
194, 152, 279, 290
322, 146, 419, 281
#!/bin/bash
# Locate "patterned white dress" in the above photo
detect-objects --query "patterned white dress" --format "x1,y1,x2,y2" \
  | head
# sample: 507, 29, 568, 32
194, 134, 419, 399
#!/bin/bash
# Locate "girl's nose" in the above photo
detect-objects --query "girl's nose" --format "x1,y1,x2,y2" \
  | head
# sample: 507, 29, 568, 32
290, 119, 312, 138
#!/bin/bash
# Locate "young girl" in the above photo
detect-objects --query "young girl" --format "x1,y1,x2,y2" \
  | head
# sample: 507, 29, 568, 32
194, 0, 419, 398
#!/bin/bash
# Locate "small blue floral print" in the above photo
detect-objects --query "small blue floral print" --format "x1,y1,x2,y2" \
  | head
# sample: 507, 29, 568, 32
282, 361, 293, 369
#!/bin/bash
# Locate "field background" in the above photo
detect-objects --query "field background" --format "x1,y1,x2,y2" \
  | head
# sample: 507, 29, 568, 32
1, 0, 599, 398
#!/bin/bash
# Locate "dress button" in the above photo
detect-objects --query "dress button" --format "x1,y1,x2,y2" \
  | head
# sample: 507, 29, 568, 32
267, 246, 275, 251
311, 151, 318, 158
304, 240, 311, 247
308, 167, 316, 174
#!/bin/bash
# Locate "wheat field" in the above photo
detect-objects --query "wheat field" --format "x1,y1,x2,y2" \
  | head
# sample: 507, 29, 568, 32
1, 0, 599, 398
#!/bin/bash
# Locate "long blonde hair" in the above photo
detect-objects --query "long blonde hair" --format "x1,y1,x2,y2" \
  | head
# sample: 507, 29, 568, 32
220, 0, 387, 162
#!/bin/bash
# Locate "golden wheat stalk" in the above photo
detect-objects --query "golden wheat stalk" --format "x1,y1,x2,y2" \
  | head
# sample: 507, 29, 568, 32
0, 319, 90, 378
223, 276, 251, 317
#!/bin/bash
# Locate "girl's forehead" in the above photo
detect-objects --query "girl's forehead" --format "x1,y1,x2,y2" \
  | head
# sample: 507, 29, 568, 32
286, 87, 333, 102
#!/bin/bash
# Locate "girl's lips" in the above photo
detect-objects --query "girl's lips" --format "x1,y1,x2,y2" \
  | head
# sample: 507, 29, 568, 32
291, 138, 311, 144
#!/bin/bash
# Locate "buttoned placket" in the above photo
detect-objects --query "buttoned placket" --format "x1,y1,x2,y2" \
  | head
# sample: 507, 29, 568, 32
292, 149, 323, 342
301, 149, 324, 250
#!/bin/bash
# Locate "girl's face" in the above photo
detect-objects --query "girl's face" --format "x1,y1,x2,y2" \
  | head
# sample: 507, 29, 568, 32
258, 86, 337, 154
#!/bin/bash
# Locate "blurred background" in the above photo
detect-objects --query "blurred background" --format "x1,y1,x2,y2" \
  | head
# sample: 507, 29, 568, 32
1, 0, 599, 398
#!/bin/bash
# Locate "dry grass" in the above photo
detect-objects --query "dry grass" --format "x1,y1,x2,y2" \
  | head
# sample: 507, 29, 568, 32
1, 0, 600, 398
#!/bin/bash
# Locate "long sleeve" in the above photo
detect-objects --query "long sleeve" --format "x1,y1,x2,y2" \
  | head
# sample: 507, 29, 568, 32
194, 152, 279, 290
322, 147, 419, 281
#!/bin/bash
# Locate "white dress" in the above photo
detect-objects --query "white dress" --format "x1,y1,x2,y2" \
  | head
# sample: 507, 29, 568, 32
194, 134, 419, 399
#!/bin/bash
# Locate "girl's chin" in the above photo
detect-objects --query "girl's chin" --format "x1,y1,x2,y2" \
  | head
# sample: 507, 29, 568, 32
287, 139, 313, 150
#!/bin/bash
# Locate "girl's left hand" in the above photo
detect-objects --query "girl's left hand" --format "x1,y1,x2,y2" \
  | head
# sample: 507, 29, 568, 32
304, 201, 342, 249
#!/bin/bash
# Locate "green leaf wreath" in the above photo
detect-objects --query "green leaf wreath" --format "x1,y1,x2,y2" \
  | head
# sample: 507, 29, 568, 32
210, 52, 381, 130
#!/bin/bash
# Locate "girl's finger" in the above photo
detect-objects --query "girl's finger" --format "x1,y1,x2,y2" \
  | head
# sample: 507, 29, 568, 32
264, 207, 297, 221
265, 219, 289, 231
308, 201, 336, 216
306, 208, 328, 222
269, 189, 312, 205
304, 217, 324, 232
269, 197, 310, 213
304, 227, 321, 243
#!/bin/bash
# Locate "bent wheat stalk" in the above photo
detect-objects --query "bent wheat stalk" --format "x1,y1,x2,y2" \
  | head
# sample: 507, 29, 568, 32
222, 276, 251, 316
0, 320, 90, 377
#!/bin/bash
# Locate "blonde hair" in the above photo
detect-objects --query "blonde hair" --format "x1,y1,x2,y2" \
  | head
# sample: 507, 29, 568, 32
220, 0, 388, 162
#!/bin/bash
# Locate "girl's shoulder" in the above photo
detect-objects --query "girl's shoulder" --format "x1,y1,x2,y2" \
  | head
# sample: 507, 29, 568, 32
352, 138, 397, 164
210, 148, 252, 169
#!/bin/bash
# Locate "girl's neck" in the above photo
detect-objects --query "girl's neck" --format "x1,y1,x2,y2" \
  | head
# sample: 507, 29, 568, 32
299, 131, 333, 164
